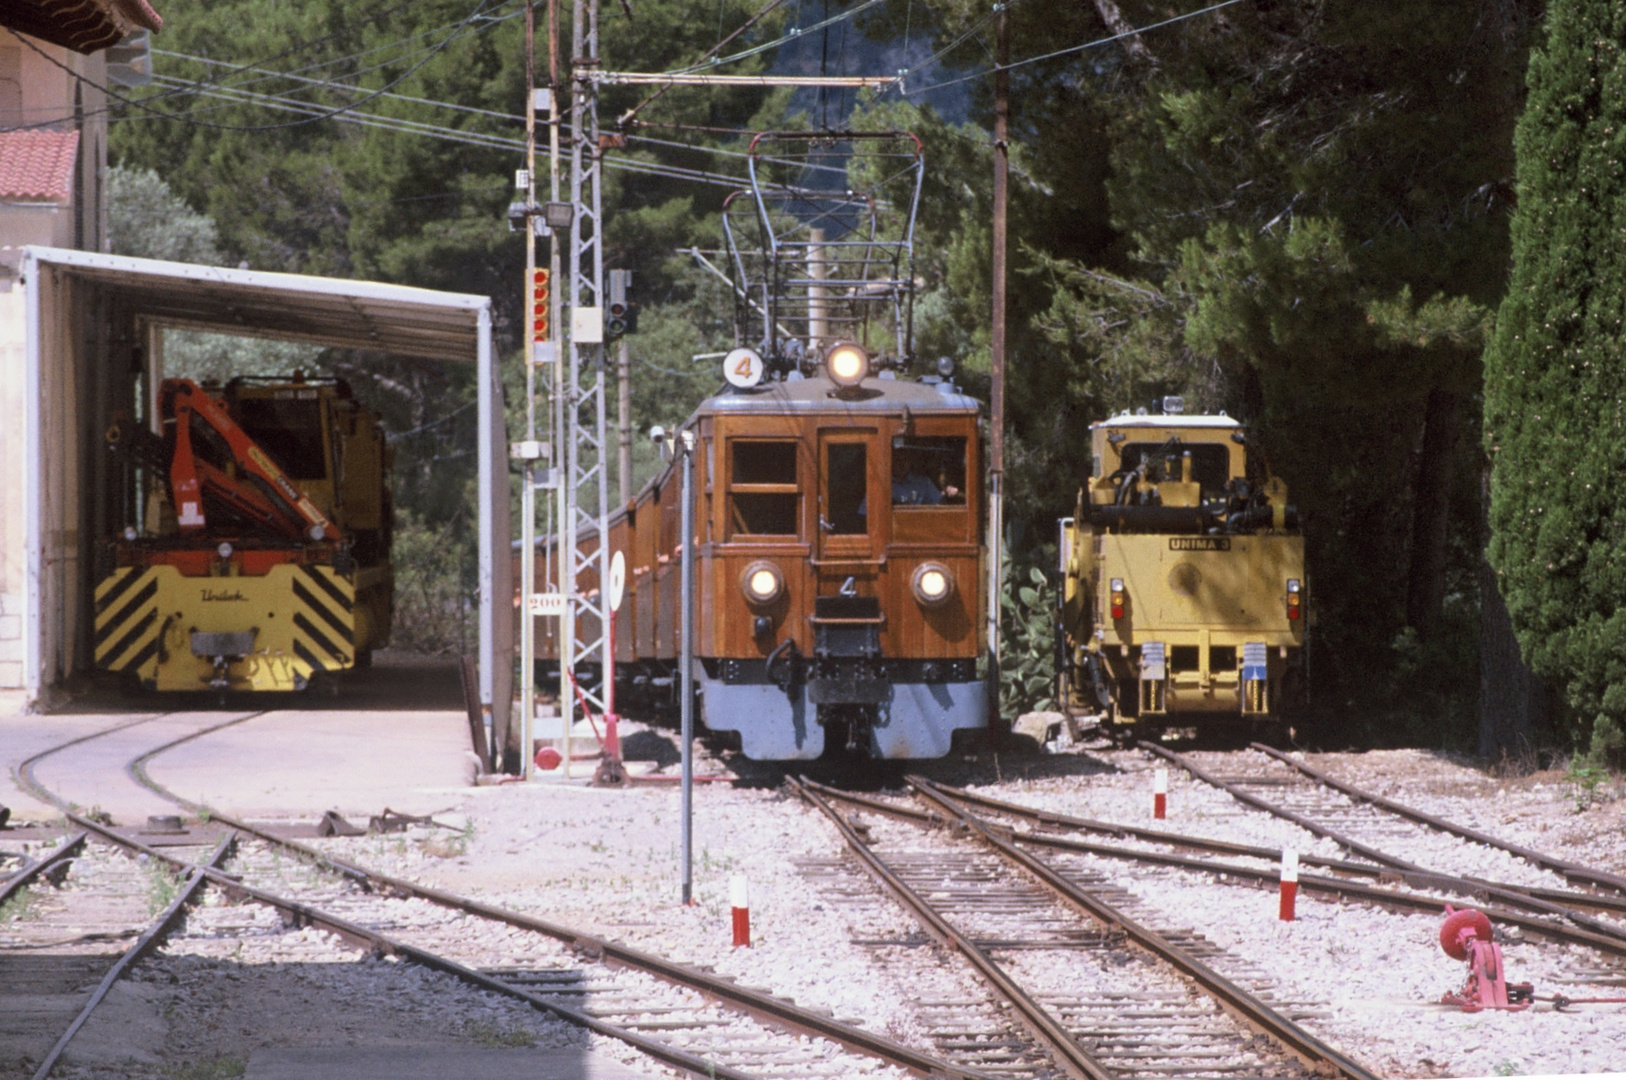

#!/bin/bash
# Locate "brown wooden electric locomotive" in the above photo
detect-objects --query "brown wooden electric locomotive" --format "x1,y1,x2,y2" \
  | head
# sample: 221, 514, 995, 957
526, 132, 990, 758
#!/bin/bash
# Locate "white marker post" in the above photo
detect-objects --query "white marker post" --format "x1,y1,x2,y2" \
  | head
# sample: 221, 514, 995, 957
1279, 848, 1299, 921
1153, 768, 1168, 820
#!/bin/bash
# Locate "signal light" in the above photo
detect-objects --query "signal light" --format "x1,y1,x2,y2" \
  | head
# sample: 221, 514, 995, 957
605, 269, 636, 338
1110, 577, 1125, 620
532, 269, 551, 341
1286, 578, 1302, 620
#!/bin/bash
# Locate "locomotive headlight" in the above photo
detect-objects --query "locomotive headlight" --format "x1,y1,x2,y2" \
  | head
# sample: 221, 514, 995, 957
216, 542, 234, 560
912, 562, 955, 607
1110, 577, 1126, 620
826, 342, 869, 387
1286, 578, 1302, 621
741, 560, 785, 605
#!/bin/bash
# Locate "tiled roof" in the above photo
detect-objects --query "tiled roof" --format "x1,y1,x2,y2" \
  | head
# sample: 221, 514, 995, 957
0, 130, 80, 202
1, 0, 162, 55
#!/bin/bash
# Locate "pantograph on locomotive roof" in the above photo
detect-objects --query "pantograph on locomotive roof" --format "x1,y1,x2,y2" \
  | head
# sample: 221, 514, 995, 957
720, 131, 924, 378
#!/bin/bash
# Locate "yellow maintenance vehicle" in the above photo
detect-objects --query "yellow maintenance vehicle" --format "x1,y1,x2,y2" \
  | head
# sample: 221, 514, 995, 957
95, 374, 393, 693
1059, 401, 1307, 737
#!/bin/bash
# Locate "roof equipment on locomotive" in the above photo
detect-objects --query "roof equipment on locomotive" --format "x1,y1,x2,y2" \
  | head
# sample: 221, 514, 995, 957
1058, 400, 1307, 735
97, 374, 393, 692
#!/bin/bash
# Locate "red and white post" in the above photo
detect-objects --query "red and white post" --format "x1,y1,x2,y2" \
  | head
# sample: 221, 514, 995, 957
1279, 848, 1299, 921
730, 874, 750, 947
1152, 768, 1168, 820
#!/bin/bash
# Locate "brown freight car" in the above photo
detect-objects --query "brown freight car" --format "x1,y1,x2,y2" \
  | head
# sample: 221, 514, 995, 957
523, 346, 988, 759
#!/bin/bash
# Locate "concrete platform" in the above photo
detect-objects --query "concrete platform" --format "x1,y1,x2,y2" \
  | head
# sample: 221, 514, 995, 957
0, 654, 482, 825
245, 1047, 648, 1079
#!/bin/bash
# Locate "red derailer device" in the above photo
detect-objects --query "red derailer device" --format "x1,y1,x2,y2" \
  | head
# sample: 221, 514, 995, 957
1438, 906, 1533, 1012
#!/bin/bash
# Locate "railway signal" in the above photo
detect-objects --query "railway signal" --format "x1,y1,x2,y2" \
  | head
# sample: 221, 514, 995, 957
605, 268, 635, 338
533, 269, 551, 341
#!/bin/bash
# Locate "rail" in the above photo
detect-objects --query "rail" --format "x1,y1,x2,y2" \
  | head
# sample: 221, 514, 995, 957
789, 776, 1116, 1080
903, 777, 1382, 1080
1250, 742, 1626, 895
18, 711, 990, 1080
1143, 742, 1626, 946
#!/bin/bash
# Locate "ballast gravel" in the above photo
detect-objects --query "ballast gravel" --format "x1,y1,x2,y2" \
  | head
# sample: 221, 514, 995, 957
18, 717, 1626, 1080
288, 732, 1626, 1079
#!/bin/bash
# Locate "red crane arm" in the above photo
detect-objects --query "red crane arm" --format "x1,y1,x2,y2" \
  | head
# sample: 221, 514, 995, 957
166, 379, 342, 542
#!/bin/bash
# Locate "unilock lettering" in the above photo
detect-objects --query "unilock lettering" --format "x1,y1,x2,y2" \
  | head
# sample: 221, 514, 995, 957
202, 589, 248, 602
1169, 537, 1231, 551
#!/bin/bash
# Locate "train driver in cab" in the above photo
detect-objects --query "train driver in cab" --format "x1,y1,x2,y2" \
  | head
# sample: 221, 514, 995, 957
891, 446, 959, 505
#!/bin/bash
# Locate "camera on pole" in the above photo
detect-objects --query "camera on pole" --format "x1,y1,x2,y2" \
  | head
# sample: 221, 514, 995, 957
605, 269, 636, 338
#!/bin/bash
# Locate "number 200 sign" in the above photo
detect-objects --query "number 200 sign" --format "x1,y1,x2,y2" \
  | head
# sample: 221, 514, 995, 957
723, 347, 764, 389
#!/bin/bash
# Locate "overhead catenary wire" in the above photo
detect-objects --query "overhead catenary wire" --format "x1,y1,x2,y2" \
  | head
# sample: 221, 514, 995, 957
898, 0, 1249, 97
13, 0, 503, 134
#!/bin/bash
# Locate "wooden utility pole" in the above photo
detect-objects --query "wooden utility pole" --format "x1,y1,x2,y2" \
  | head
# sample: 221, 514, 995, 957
618, 337, 632, 505
987, 2, 1009, 710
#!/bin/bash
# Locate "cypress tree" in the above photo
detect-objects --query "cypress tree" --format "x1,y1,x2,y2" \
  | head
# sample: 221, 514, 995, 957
1485, 0, 1626, 763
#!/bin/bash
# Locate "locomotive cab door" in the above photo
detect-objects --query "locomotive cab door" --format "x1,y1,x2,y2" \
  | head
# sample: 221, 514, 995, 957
816, 430, 879, 562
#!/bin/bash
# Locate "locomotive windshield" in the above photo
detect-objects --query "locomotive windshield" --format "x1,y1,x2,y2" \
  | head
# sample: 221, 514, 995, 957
728, 439, 799, 536
234, 398, 329, 480
1119, 441, 1231, 497
891, 436, 967, 506
826, 443, 868, 533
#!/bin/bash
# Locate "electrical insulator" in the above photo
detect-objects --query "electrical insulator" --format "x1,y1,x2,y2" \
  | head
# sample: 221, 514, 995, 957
533, 269, 551, 341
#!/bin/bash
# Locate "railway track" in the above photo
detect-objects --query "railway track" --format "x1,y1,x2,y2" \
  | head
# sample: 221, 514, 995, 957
4, 712, 991, 1080
791, 776, 1379, 1080
1135, 742, 1626, 952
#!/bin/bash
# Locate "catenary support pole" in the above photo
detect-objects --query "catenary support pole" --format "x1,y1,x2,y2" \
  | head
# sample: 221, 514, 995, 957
679, 428, 696, 905
520, 0, 538, 779
987, 1, 1009, 723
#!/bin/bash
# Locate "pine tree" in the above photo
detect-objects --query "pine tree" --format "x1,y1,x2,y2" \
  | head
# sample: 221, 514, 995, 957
1485, 0, 1626, 764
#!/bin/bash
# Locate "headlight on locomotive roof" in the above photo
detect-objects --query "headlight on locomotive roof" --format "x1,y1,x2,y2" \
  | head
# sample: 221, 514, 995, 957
826, 342, 869, 387
741, 560, 785, 605
912, 562, 955, 607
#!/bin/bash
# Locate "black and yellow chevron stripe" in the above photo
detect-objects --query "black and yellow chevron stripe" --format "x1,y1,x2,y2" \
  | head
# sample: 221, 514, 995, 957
291, 565, 355, 675
94, 567, 161, 677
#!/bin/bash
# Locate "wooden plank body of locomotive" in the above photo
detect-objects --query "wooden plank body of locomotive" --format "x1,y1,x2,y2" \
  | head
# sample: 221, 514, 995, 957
526, 372, 987, 759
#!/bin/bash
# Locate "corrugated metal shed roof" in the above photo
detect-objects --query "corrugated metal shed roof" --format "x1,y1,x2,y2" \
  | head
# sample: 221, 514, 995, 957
24, 246, 488, 361
0, 131, 80, 202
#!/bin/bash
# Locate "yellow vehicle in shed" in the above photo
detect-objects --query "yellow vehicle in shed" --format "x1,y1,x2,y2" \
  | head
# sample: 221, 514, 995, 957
1059, 402, 1306, 737
96, 374, 393, 693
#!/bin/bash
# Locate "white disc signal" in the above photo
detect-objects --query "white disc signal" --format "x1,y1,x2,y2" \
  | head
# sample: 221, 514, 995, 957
607, 550, 627, 611
723, 348, 764, 388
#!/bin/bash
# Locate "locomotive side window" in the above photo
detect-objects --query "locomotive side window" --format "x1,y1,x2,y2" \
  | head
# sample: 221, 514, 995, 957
728, 440, 799, 537
891, 436, 967, 507
1120, 442, 1231, 496
826, 443, 868, 533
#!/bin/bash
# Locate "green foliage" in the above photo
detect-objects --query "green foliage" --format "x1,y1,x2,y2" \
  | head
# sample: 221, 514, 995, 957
999, 553, 1057, 724
143, 858, 182, 915
108, 164, 221, 264
166, 1057, 246, 1080
0, 885, 35, 925
1485, 0, 1626, 763
390, 510, 474, 655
